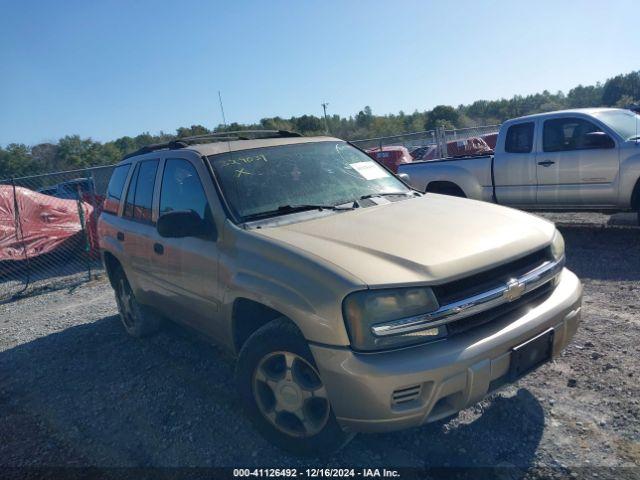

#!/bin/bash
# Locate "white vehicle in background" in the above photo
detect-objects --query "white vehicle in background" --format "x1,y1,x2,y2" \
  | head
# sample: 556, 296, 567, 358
398, 108, 640, 224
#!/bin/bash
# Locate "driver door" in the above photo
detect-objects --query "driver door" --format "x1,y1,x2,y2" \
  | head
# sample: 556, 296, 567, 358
536, 117, 619, 207
153, 156, 224, 336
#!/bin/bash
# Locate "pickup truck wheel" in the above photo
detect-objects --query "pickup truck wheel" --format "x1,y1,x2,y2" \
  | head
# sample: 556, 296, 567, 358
236, 318, 354, 455
113, 267, 161, 338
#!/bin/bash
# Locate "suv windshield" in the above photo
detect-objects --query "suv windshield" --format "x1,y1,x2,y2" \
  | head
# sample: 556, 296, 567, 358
209, 141, 411, 221
592, 109, 640, 141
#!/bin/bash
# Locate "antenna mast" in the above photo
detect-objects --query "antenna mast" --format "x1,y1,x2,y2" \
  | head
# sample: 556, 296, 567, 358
218, 91, 228, 129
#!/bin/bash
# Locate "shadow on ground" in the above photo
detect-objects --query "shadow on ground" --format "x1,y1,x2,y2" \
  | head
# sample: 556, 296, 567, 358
0, 251, 98, 305
0, 313, 545, 473
560, 226, 640, 281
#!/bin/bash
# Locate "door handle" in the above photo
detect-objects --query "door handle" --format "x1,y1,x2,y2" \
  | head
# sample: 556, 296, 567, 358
116, 232, 125, 242
537, 160, 555, 167
153, 243, 164, 255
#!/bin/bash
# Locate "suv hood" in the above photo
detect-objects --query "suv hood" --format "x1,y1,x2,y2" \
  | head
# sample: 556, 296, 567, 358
254, 195, 555, 287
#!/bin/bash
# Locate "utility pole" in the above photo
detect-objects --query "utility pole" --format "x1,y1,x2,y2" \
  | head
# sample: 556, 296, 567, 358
321, 102, 330, 134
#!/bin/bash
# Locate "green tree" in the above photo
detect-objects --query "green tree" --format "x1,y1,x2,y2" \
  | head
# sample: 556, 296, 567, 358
177, 125, 210, 138
56, 135, 101, 169
0, 144, 36, 179
602, 71, 640, 106
425, 105, 459, 130
356, 106, 373, 128
567, 84, 603, 107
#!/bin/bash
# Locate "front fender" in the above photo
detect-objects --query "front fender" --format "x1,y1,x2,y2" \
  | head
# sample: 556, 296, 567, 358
620, 150, 640, 208
218, 224, 362, 348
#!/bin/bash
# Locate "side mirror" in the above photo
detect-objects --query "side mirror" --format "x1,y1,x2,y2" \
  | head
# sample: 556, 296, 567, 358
397, 173, 410, 182
157, 210, 206, 238
583, 131, 615, 149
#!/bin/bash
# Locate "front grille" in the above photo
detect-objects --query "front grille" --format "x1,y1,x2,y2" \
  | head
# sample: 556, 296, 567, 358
446, 281, 553, 337
431, 247, 554, 338
432, 248, 551, 305
391, 384, 422, 406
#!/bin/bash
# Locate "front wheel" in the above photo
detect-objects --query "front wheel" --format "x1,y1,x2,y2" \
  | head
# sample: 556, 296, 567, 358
236, 318, 354, 455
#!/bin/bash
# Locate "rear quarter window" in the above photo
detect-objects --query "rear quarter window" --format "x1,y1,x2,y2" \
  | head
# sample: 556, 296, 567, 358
505, 122, 534, 153
103, 164, 131, 214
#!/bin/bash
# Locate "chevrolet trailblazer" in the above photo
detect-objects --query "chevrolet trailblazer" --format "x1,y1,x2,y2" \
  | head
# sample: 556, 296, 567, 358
98, 131, 582, 454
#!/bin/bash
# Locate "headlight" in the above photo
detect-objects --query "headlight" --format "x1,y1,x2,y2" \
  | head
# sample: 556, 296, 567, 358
342, 287, 445, 351
550, 230, 565, 261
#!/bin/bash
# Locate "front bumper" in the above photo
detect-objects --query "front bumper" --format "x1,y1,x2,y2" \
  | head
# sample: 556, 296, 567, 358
310, 268, 582, 433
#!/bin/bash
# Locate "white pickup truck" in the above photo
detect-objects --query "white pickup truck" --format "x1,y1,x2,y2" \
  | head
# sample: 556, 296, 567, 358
398, 108, 640, 223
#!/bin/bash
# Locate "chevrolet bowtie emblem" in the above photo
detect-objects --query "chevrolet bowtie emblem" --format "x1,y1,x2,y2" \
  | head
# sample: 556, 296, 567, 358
504, 279, 526, 302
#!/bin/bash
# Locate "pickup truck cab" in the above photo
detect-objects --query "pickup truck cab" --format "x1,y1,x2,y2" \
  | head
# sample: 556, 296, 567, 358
98, 131, 582, 455
399, 108, 640, 223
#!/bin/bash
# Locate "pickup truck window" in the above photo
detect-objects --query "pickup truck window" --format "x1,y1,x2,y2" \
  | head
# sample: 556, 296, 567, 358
104, 164, 130, 214
505, 122, 534, 153
592, 110, 640, 141
208, 141, 410, 221
543, 117, 604, 152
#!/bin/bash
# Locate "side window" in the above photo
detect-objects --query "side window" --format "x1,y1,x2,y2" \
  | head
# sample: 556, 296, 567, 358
133, 160, 158, 223
505, 122, 534, 153
160, 159, 212, 226
123, 160, 159, 223
123, 163, 139, 219
104, 164, 131, 214
543, 118, 602, 152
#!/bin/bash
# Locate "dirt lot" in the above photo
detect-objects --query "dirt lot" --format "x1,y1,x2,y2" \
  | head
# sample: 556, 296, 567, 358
0, 213, 638, 478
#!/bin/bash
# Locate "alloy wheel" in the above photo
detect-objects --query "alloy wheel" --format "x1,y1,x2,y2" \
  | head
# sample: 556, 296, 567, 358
252, 351, 330, 438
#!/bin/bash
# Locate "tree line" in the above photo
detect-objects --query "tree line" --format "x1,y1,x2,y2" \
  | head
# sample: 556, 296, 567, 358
1, 70, 638, 180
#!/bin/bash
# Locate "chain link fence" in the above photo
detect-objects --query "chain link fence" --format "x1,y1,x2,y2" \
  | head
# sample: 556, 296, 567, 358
0, 165, 115, 302
350, 130, 439, 151
351, 124, 501, 160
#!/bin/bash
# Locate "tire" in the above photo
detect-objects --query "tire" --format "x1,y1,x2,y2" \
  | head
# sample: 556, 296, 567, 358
112, 265, 162, 338
236, 317, 354, 455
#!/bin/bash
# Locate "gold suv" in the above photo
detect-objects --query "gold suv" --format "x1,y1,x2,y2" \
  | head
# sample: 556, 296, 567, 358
98, 131, 582, 455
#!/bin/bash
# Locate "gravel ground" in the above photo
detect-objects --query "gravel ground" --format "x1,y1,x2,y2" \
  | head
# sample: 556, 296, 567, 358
0, 213, 638, 479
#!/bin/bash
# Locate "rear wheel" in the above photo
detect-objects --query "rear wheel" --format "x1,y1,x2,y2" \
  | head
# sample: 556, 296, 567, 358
425, 182, 466, 198
236, 318, 354, 455
112, 266, 161, 338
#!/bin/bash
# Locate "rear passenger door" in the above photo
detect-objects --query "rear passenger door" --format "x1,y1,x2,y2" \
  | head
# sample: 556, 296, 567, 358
120, 158, 164, 299
493, 122, 537, 206
154, 157, 222, 334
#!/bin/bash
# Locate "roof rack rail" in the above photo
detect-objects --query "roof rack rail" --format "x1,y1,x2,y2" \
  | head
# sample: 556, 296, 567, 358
121, 130, 302, 161
121, 140, 188, 160
180, 130, 302, 142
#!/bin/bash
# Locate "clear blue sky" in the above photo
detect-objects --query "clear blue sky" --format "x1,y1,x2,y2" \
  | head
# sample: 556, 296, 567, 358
1, 0, 638, 146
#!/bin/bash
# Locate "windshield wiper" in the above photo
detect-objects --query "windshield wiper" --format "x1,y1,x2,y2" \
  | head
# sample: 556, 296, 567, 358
243, 203, 355, 221
359, 191, 411, 200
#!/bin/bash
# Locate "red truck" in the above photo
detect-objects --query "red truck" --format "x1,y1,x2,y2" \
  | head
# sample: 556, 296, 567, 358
365, 145, 413, 173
